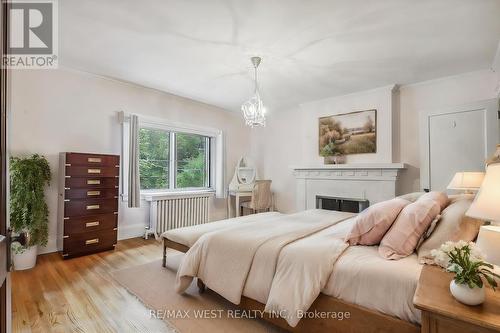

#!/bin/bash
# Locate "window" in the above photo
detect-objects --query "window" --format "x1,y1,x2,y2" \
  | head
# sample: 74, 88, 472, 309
121, 113, 225, 198
139, 128, 170, 190
138, 128, 211, 191
175, 132, 209, 189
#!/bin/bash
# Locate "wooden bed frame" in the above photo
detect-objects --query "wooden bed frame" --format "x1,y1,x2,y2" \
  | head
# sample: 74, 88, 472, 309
162, 238, 420, 333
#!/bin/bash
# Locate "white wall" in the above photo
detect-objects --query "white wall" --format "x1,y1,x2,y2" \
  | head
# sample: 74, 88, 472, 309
252, 70, 500, 214
398, 70, 499, 193
10, 68, 251, 254
9, 67, 500, 253
299, 85, 397, 165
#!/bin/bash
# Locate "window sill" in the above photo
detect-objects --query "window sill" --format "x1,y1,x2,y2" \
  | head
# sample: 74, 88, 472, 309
121, 189, 215, 202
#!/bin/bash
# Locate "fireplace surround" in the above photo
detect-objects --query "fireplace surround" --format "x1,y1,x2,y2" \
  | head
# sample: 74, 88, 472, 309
293, 163, 406, 211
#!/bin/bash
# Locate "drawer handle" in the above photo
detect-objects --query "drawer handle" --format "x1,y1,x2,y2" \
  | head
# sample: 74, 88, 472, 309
88, 157, 102, 163
85, 238, 99, 245
88, 168, 101, 174
85, 221, 100, 227
87, 191, 101, 196
87, 179, 101, 185
86, 205, 100, 210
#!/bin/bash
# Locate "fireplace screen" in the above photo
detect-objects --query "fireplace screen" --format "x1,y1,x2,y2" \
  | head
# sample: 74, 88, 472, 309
316, 196, 369, 213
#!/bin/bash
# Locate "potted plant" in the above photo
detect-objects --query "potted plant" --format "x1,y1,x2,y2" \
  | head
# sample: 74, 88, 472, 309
10, 154, 51, 270
320, 143, 345, 164
431, 241, 500, 305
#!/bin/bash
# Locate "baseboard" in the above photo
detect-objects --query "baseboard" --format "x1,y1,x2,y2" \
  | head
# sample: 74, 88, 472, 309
118, 222, 147, 240
38, 244, 58, 255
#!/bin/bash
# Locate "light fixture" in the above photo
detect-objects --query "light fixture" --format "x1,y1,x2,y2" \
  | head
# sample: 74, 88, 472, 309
447, 172, 485, 194
241, 56, 266, 127
466, 163, 500, 266
466, 163, 500, 225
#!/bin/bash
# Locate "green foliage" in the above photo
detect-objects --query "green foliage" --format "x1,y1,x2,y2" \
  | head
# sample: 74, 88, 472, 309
10, 154, 51, 247
447, 244, 500, 290
139, 129, 208, 190
11, 241, 26, 255
177, 154, 206, 188
176, 133, 207, 188
319, 142, 343, 157
139, 128, 169, 190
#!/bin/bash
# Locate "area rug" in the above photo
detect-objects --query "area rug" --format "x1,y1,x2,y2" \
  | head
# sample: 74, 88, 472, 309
112, 252, 283, 333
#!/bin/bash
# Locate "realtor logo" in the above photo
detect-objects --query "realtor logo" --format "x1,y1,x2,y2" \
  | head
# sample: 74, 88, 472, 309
3, 0, 58, 68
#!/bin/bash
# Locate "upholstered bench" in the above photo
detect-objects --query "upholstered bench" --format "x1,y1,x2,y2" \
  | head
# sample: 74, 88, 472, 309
160, 212, 282, 266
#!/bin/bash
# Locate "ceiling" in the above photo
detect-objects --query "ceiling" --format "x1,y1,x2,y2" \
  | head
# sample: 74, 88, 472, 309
59, 0, 500, 112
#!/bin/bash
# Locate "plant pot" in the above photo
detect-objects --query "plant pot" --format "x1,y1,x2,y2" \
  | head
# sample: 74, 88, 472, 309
324, 156, 336, 164
449, 280, 485, 305
323, 155, 346, 165
13, 246, 38, 270
334, 155, 346, 164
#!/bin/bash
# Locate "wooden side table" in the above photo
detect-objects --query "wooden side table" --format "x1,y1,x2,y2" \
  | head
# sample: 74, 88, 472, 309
414, 265, 500, 333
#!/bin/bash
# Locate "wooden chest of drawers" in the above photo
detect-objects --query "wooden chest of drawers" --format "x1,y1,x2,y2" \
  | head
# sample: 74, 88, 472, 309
57, 152, 120, 259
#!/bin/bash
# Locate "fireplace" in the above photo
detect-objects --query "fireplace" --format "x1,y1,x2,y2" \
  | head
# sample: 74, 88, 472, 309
293, 163, 406, 211
316, 195, 369, 213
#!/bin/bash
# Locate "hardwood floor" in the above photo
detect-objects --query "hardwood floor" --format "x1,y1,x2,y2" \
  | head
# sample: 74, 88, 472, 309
12, 238, 172, 333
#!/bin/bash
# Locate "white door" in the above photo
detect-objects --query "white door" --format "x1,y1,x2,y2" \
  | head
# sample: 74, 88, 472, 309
420, 99, 499, 191
429, 110, 486, 191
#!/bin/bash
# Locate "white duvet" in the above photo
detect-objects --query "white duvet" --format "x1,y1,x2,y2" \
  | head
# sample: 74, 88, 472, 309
176, 209, 355, 327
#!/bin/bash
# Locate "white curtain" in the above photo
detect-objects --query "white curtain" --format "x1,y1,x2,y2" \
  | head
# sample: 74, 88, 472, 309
215, 131, 226, 199
128, 114, 141, 207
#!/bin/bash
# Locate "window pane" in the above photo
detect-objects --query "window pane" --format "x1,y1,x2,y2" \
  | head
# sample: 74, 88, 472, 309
139, 128, 169, 190
176, 133, 208, 188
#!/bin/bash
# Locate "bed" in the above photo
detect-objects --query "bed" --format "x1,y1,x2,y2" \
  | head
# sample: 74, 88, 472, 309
161, 210, 422, 333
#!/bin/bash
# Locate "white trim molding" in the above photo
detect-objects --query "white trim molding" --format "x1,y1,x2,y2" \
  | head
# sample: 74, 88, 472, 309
492, 41, 500, 97
419, 99, 499, 191
118, 111, 226, 199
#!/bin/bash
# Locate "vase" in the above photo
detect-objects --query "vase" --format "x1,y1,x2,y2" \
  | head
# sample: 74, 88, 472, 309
449, 280, 485, 305
13, 245, 38, 270
334, 155, 346, 164
323, 156, 336, 164
323, 155, 346, 165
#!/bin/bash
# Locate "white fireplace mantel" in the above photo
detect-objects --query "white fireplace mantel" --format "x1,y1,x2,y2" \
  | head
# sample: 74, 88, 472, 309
292, 163, 406, 211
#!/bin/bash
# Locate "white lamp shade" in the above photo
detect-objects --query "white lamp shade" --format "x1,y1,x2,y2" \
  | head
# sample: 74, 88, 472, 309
476, 226, 500, 266
466, 164, 500, 222
447, 172, 485, 191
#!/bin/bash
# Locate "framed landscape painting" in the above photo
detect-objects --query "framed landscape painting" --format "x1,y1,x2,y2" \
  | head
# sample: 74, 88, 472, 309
319, 109, 377, 156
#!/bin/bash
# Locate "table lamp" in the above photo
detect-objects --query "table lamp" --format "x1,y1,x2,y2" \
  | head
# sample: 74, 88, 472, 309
447, 172, 485, 194
466, 163, 500, 266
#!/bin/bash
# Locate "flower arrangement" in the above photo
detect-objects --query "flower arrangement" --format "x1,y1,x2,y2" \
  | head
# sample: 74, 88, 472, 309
319, 142, 343, 157
431, 241, 500, 290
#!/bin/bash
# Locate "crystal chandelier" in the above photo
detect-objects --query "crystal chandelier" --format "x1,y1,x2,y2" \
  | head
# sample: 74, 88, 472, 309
241, 57, 266, 127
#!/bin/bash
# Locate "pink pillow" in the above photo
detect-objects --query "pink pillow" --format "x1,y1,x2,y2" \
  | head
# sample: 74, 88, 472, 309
419, 191, 449, 211
379, 198, 441, 260
345, 198, 410, 245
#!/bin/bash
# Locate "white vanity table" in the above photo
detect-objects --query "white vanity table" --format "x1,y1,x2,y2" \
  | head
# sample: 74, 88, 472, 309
227, 189, 252, 217
226, 157, 275, 217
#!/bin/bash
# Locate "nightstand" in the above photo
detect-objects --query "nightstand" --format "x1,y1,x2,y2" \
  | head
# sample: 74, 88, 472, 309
414, 265, 500, 333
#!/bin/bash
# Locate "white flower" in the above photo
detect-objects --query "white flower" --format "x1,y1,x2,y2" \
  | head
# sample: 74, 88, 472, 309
469, 242, 485, 262
431, 248, 450, 268
430, 240, 483, 269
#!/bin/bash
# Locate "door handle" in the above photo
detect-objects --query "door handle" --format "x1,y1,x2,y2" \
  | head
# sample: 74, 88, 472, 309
6, 228, 12, 271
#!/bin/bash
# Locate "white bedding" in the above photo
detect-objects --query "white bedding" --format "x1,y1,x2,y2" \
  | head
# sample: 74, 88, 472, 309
162, 212, 282, 247
324, 246, 422, 324
278, 216, 422, 324
165, 210, 423, 326
175, 209, 355, 327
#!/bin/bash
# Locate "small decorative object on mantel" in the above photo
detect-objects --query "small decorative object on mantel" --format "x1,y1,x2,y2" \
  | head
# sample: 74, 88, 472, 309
320, 147, 346, 165
319, 109, 376, 164
431, 241, 500, 306
486, 144, 500, 165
